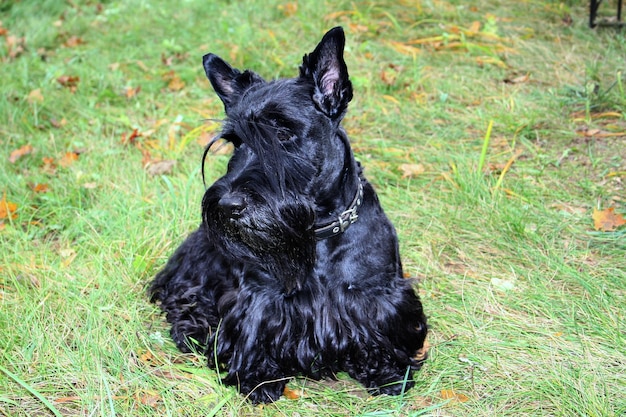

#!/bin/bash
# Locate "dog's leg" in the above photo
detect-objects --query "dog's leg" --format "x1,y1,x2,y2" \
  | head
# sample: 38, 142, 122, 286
212, 288, 293, 404
149, 228, 224, 353
342, 280, 427, 396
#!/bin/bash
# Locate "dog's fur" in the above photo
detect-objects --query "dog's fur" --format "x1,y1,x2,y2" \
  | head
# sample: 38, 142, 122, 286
149, 27, 427, 403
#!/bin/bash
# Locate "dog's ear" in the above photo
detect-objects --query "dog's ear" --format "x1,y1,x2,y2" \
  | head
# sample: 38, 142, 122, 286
300, 26, 353, 119
203, 53, 263, 110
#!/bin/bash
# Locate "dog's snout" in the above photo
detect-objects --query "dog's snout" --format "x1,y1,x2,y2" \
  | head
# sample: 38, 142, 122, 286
218, 194, 247, 219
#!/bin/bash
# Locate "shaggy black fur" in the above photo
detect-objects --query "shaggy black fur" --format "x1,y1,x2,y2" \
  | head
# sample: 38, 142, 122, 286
149, 27, 428, 403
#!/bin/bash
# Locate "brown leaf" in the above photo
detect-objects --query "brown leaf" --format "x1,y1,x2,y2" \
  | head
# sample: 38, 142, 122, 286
283, 386, 303, 400
27, 89, 44, 104
399, 163, 425, 178
63, 36, 85, 48
167, 75, 185, 91
125, 85, 141, 99
145, 160, 176, 176
592, 207, 626, 231
503, 73, 529, 84
42, 157, 57, 175
121, 128, 142, 145
9, 144, 34, 163
57, 75, 80, 92
0, 193, 18, 220
135, 390, 161, 407
277, 2, 298, 17
5, 35, 26, 59
30, 183, 50, 193
59, 151, 79, 168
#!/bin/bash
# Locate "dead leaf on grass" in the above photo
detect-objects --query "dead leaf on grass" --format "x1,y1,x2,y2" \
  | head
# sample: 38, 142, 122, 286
27, 88, 44, 104
0, 193, 18, 220
63, 35, 85, 48
57, 75, 80, 92
42, 157, 57, 175
5, 35, 26, 59
592, 207, 626, 231
59, 151, 80, 167
29, 183, 50, 193
399, 163, 425, 178
163, 71, 185, 91
9, 144, 34, 163
441, 389, 469, 403
135, 390, 161, 407
145, 160, 176, 176
278, 2, 298, 17
283, 386, 303, 400
124, 85, 141, 99
503, 73, 529, 84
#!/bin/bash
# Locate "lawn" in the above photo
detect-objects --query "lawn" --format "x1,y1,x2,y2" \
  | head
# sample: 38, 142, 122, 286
1, 0, 625, 416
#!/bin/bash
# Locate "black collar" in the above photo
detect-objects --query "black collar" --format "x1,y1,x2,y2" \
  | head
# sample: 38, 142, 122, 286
314, 181, 364, 240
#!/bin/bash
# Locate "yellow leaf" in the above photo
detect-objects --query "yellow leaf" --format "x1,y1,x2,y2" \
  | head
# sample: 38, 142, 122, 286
387, 41, 421, 56
382, 95, 400, 105
441, 389, 469, 402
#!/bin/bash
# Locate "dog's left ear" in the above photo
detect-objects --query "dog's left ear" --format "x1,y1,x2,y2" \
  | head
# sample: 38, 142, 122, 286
300, 26, 353, 119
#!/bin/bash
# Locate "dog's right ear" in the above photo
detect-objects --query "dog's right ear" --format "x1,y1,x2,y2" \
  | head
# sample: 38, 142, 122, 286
300, 27, 353, 119
203, 53, 263, 110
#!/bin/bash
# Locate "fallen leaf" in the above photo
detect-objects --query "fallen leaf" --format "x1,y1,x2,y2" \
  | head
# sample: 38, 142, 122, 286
145, 160, 176, 176
57, 75, 80, 92
27, 89, 44, 104
121, 128, 142, 145
135, 391, 160, 407
42, 157, 57, 175
29, 183, 50, 193
0, 194, 18, 220
283, 386, 303, 400
167, 75, 185, 91
125, 85, 141, 99
63, 36, 85, 48
5, 35, 26, 59
139, 350, 154, 363
50, 118, 67, 128
388, 41, 421, 56
9, 144, 34, 163
441, 389, 469, 403
399, 163, 425, 178
503, 73, 529, 84
592, 207, 626, 231
278, 2, 298, 17
136, 60, 149, 72
59, 151, 79, 167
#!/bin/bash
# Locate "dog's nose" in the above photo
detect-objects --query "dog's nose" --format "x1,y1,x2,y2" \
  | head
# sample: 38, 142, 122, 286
218, 194, 247, 219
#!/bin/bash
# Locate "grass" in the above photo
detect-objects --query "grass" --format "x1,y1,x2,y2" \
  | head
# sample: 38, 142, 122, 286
1, 0, 625, 415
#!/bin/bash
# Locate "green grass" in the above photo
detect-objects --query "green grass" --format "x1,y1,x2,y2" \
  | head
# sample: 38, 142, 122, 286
1, 0, 625, 416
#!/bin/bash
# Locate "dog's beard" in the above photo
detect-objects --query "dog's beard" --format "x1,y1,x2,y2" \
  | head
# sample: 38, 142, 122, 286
203, 191, 316, 294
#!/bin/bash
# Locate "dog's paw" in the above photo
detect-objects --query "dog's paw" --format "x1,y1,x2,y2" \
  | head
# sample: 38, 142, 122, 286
369, 378, 415, 396
241, 380, 287, 404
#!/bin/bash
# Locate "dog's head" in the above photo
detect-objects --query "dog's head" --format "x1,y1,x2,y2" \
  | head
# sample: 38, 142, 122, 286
201, 27, 354, 294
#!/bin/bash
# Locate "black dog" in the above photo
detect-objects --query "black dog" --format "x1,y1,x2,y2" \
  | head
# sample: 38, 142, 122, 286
149, 27, 427, 403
